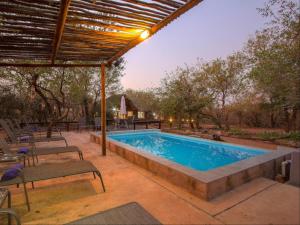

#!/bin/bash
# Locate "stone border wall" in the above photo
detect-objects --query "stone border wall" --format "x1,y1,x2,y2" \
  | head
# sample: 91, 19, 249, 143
91, 132, 294, 200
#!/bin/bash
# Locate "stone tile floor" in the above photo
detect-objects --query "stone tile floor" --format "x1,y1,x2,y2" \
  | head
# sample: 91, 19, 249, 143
3, 132, 299, 224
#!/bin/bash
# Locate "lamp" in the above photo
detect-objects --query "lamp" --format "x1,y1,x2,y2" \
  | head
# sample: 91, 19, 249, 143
140, 30, 150, 39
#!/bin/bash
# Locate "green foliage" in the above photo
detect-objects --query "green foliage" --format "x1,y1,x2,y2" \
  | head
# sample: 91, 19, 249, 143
228, 128, 249, 137
285, 131, 300, 141
255, 131, 300, 142
158, 64, 212, 127
156, 0, 299, 130
0, 59, 125, 123
256, 131, 284, 140
125, 89, 160, 113
245, 0, 300, 131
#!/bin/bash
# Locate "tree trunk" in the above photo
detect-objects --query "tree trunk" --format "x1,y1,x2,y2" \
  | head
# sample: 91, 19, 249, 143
270, 111, 276, 128
47, 120, 54, 138
238, 113, 243, 128
83, 97, 89, 122
283, 106, 291, 132
291, 108, 298, 131
189, 115, 194, 129
224, 112, 230, 130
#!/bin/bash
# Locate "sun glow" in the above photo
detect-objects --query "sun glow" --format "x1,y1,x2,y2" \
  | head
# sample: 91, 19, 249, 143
140, 30, 150, 39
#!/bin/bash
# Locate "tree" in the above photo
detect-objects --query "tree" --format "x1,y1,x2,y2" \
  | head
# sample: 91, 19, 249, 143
125, 89, 160, 115
159, 64, 212, 129
0, 59, 125, 136
195, 53, 246, 129
245, 0, 300, 131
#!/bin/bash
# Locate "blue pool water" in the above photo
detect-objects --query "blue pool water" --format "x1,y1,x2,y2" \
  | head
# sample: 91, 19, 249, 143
108, 131, 267, 171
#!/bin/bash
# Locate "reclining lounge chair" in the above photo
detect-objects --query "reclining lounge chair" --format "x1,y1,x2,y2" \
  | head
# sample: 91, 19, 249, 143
0, 138, 83, 165
66, 202, 161, 225
11, 118, 62, 136
0, 160, 105, 211
0, 119, 68, 147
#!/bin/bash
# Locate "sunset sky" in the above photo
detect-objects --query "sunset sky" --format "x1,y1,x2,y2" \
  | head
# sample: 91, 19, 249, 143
121, 0, 269, 90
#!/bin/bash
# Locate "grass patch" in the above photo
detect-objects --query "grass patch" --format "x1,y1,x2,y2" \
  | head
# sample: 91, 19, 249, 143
256, 131, 300, 142
256, 131, 284, 141
285, 131, 300, 142
228, 128, 249, 137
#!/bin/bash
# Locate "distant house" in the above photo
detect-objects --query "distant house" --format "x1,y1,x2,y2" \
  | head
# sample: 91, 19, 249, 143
106, 94, 138, 119
106, 94, 154, 120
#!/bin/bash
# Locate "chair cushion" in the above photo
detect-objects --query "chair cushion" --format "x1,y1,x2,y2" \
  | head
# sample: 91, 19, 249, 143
18, 136, 31, 142
18, 147, 29, 154
1, 164, 23, 181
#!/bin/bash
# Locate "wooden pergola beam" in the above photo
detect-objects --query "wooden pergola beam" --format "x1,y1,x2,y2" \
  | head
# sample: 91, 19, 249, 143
100, 63, 107, 156
107, 0, 202, 64
0, 63, 104, 67
51, 0, 71, 64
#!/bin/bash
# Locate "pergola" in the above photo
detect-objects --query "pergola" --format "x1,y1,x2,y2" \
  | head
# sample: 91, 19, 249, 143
0, 0, 202, 155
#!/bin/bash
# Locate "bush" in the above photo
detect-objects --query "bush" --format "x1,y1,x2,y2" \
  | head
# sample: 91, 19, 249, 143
285, 131, 300, 142
256, 131, 283, 141
228, 128, 249, 136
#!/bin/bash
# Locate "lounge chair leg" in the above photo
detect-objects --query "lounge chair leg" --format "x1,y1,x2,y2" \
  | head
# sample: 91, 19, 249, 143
23, 183, 30, 211
93, 172, 96, 179
78, 152, 83, 160
8, 190, 11, 225
95, 171, 106, 192
64, 139, 68, 147
31, 155, 35, 166
36, 155, 39, 163
31, 182, 35, 189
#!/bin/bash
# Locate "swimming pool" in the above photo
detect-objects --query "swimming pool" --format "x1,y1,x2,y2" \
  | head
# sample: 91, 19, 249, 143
108, 131, 267, 171
91, 130, 292, 200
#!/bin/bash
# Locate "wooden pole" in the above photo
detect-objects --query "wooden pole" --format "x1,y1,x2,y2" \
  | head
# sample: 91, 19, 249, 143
101, 63, 106, 156
51, 0, 71, 64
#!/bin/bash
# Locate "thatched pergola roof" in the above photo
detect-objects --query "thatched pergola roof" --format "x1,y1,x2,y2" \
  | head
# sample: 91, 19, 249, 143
0, 0, 202, 67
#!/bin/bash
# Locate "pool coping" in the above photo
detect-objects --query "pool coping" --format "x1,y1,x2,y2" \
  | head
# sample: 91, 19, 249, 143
91, 130, 295, 200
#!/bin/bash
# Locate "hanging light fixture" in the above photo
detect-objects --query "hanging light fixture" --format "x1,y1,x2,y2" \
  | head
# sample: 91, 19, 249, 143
140, 30, 150, 39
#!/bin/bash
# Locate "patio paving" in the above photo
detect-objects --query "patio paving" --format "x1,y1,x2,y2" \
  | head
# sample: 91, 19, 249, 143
4, 132, 299, 224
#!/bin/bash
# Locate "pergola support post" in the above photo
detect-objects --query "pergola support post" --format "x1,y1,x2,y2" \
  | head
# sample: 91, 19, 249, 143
101, 63, 107, 156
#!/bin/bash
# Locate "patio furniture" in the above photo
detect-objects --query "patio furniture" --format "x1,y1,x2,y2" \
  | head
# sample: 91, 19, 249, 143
78, 117, 93, 132
114, 118, 120, 129
126, 117, 136, 129
0, 138, 83, 165
94, 117, 101, 131
5, 119, 32, 137
0, 160, 105, 211
0, 119, 68, 147
18, 119, 62, 136
0, 188, 21, 225
65, 202, 161, 225
289, 151, 300, 187
0, 140, 29, 166
133, 120, 161, 130
7, 118, 62, 137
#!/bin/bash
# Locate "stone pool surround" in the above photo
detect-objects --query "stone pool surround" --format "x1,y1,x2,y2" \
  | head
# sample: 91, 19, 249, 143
90, 130, 295, 200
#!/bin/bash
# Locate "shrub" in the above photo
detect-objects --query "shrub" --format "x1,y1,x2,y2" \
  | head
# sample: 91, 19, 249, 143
286, 131, 300, 142
257, 131, 286, 141
228, 128, 248, 136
